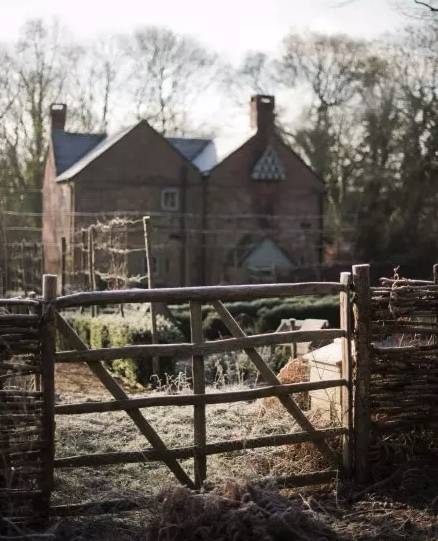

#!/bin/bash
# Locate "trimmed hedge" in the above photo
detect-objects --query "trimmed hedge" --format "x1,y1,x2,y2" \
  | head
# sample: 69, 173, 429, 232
169, 295, 339, 339
63, 296, 340, 386
64, 309, 184, 386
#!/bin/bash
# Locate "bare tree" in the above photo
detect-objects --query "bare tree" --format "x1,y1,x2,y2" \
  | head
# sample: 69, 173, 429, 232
66, 36, 122, 133
123, 26, 218, 135
222, 51, 279, 108
0, 20, 76, 211
280, 33, 366, 109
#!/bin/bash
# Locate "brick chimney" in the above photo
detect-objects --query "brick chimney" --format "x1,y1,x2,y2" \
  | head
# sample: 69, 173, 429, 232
50, 103, 67, 130
250, 95, 275, 136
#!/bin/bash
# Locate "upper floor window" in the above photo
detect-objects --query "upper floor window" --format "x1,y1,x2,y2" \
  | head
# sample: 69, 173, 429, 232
161, 188, 179, 211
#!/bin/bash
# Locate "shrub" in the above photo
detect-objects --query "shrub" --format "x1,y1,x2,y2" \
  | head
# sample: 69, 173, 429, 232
64, 307, 184, 386
169, 295, 339, 339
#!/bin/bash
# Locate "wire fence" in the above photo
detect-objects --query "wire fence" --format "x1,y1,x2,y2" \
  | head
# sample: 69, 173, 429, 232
0, 210, 358, 296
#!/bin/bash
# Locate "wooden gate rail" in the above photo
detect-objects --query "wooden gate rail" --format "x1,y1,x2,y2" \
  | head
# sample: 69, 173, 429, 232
54, 379, 347, 414
54, 281, 345, 307
54, 427, 347, 468
54, 329, 346, 363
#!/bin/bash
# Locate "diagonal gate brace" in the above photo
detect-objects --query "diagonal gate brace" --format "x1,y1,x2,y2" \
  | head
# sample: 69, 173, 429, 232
212, 301, 337, 465
55, 312, 194, 488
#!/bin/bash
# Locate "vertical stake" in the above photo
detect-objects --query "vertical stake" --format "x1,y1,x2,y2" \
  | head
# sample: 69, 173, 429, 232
88, 226, 97, 316
61, 237, 67, 296
21, 240, 26, 295
190, 300, 206, 488
143, 216, 159, 376
39, 274, 57, 520
431, 264, 438, 348
291, 318, 297, 359
352, 264, 371, 483
340, 272, 353, 477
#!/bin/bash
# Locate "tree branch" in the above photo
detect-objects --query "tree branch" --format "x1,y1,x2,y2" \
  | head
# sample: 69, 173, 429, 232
414, 0, 438, 11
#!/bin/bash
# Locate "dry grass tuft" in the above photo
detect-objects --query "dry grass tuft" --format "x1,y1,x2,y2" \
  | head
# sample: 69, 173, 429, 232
144, 481, 339, 541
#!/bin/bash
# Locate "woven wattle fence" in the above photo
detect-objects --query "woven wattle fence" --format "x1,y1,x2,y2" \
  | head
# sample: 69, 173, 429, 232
370, 279, 438, 433
0, 302, 47, 535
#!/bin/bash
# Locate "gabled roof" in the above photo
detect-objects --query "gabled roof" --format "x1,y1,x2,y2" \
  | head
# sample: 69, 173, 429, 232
226, 234, 294, 269
251, 145, 286, 181
52, 130, 106, 175
243, 238, 294, 270
54, 121, 215, 181
56, 126, 135, 181
167, 138, 210, 161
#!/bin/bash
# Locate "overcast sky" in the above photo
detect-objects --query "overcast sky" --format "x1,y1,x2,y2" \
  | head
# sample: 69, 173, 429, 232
1, 0, 408, 153
2, 0, 406, 61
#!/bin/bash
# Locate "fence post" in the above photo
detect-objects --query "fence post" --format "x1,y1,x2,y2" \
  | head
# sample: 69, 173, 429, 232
352, 264, 372, 483
61, 237, 67, 295
340, 272, 353, 476
39, 274, 57, 520
143, 216, 159, 376
88, 226, 97, 317
190, 300, 206, 488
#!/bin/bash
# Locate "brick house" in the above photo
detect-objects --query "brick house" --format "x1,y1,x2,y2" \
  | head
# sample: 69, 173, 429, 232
204, 96, 323, 284
42, 96, 323, 288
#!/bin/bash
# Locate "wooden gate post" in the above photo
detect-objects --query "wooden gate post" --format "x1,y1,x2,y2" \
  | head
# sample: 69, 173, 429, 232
143, 216, 159, 376
352, 264, 372, 483
88, 226, 97, 317
61, 237, 67, 295
39, 274, 57, 519
190, 300, 207, 488
340, 272, 353, 476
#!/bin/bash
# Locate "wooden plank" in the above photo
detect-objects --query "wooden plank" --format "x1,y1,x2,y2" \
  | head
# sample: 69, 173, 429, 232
0, 299, 39, 307
0, 315, 40, 325
259, 469, 338, 489
352, 264, 372, 483
49, 469, 339, 518
55, 282, 345, 308
340, 272, 353, 476
38, 274, 57, 521
54, 427, 346, 468
212, 300, 338, 464
55, 329, 345, 363
55, 379, 348, 415
54, 312, 194, 489
190, 300, 206, 487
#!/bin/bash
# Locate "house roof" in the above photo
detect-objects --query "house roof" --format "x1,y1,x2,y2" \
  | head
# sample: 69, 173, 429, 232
52, 130, 106, 176
56, 126, 134, 181
226, 234, 294, 269
251, 145, 286, 181
54, 122, 215, 181
167, 138, 210, 161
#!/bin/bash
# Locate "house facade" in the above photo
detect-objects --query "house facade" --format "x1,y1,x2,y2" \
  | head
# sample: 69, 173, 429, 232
204, 95, 323, 284
42, 96, 323, 288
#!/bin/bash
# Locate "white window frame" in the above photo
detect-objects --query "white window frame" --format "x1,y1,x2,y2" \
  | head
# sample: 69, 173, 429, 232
161, 188, 179, 211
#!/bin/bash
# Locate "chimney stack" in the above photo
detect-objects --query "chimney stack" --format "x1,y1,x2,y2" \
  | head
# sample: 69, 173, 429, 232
50, 103, 67, 130
250, 95, 275, 136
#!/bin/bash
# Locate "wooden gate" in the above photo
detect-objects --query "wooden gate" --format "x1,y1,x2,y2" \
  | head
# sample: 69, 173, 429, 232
45, 275, 353, 515
2, 273, 355, 519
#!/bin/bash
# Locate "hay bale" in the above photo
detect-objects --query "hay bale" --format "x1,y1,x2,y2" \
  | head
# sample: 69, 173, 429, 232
261, 357, 310, 414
